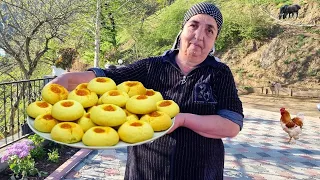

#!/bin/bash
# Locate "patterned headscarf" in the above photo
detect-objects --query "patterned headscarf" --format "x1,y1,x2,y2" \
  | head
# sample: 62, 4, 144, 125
172, 2, 223, 53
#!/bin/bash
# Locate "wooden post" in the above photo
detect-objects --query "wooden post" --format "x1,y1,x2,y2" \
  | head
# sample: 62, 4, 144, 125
290, 88, 293, 97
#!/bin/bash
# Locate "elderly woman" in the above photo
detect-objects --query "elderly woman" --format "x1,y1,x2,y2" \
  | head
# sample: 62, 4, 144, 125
51, 2, 243, 179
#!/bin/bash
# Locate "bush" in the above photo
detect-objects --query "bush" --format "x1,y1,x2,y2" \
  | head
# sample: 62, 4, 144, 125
216, 2, 276, 51
0, 140, 39, 178
28, 134, 46, 160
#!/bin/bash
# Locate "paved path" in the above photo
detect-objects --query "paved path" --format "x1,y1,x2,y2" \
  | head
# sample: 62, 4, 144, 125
63, 108, 320, 180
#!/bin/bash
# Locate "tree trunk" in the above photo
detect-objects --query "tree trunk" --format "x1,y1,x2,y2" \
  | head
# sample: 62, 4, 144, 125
94, 0, 101, 68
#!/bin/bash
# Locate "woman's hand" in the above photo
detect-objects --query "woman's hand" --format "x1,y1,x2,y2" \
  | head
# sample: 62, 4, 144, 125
167, 113, 186, 134
49, 71, 96, 91
50, 74, 69, 89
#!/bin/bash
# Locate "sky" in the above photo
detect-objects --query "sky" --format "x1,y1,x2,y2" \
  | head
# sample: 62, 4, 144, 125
0, 49, 5, 56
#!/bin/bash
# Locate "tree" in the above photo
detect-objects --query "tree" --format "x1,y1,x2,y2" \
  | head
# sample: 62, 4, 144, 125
98, 0, 166, 64
0, 0, 93, 81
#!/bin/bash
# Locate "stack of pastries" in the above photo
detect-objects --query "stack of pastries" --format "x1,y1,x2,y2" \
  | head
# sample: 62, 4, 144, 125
26, 78, 180, 147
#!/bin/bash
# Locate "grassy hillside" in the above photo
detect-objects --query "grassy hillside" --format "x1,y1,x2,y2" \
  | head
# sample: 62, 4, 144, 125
117, 0, 319, 89
224, 0, 320, 89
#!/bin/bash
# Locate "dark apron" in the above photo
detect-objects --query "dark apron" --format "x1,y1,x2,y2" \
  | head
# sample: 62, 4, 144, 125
124, 128, 224, 180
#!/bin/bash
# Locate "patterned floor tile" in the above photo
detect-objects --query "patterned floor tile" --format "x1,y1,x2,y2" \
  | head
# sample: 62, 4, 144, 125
64, 108, 320, 180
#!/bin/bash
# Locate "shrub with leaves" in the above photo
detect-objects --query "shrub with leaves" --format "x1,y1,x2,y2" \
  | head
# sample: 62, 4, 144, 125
28, 134, 46, 160
47, 148, 60, 163
0, 139, 39, 178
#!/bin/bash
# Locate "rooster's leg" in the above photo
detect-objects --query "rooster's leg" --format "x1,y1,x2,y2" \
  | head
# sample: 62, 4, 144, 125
288, 137, 292, 143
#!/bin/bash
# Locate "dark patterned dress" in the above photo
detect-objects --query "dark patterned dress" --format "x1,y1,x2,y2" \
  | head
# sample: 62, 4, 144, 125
89, 50, 243, 180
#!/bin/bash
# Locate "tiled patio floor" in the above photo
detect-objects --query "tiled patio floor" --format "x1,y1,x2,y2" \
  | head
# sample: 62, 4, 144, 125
62, 108, 320, 180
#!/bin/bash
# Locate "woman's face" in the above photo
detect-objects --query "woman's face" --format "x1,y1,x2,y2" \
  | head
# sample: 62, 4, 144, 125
179, 14, 218, 62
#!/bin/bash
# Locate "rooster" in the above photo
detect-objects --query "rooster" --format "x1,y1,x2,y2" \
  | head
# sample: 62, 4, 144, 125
280, 107, 304, 144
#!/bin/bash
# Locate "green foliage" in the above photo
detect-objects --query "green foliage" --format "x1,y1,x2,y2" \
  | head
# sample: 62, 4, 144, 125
47, 148, 60, 163
307, 69, 318, 76
248, 0, 292, 6
288, 49, 298, 54
284, 58, 299, 64
1, 140, 39, 178
9, 156, 38, 178
28, 134, 46, 160
236, 68, 246, 74
244, 86, 253, 90
126, 0, 193, 58
216, 1, 277, 51
295, 34, 306, 48
119, 0, 278, 57
274, 0, 293, 8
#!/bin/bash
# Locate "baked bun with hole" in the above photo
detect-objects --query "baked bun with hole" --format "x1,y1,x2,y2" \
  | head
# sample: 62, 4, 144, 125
145, 89, 163, 103
117, 81, 146, 97
50, 122, 84, 143
82, 126, 119, 146
77, 112, 97, 132
41, 83, 68, 105
90, 104, 126, 127
34, 113, 58, 133
156, 100, 180, 118
27, 101, 52, 118
118, 120, 154, 143
51, 100, 84, 121
140, 111, 172, 131
87, 77, 117, 95
75, 83, 88, 89
68, 88, 98, 108
99, 90, 129, 108
126, 95, 157, 114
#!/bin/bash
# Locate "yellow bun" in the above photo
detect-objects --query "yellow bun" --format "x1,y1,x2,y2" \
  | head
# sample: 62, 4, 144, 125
87, 77, 117, 95
100, 90, 129, 107
51, 100, 84, 121
34, 113, 58, 133
140, 111, 172, 131
145, 89, 163, 102
82, 126, 119, 146
87, 105, 98, 113
41, 83, 68, 105
90, 104, 126, 127
97, 97, 103, 105
156, 100, 180, 118
77, 113, 97, 132
117, 81, 146, 97
126, 95, 157, 114
75, 83, 88, 89
123, 109, 139, 121
68, 88, 98, 108
118, 120, 154, 143
51, 122, 84, 143
27, 101, 52, 119
113, 109, 139, 130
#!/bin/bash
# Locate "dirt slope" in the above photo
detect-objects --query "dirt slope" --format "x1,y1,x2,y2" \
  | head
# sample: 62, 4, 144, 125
240, 94, 320, 118
221, 0, 320, 89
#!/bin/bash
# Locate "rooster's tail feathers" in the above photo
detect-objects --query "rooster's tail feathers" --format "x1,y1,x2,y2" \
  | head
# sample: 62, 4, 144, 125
296, 112, 304, 121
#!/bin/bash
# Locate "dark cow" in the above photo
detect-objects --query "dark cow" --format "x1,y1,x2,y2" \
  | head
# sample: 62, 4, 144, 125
279, 5, 289, 19
279, 4, 301, 19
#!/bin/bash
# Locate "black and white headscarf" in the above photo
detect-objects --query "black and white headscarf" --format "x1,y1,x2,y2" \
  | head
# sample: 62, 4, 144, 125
171, 2, 223, 58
